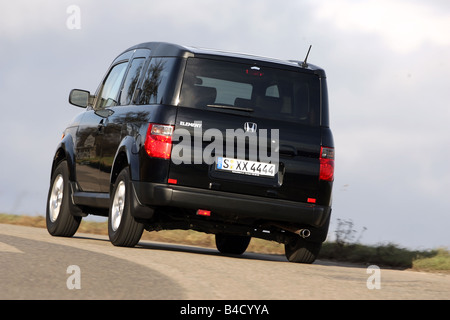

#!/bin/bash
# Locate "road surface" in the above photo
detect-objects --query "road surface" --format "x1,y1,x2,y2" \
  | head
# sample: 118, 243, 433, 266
1, 224, 449, 300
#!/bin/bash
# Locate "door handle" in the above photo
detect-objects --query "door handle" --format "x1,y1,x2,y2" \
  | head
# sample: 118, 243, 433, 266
97, 119, 105, 134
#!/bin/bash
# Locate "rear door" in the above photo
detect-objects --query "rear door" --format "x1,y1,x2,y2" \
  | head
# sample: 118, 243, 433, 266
98, 49, 150, 192
75, 57, 129, 192
169, 57, 322, 203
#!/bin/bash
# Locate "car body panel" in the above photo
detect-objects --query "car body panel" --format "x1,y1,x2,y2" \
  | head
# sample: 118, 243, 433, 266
49, 42, 334, 244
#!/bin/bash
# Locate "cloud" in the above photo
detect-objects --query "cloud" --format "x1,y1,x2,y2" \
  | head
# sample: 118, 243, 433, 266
313, 0, 450, 54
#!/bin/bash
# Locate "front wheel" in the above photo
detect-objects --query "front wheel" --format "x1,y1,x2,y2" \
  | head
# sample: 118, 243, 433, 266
215, 234, 251, 255
46, 161, 81, 237
285, 238, 322, 264
108, 167, 144, 247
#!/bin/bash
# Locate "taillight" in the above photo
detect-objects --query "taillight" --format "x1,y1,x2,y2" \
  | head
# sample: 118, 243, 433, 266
144, 124, 174, 159
319, 146, 334, 181
196, 209, 211, 217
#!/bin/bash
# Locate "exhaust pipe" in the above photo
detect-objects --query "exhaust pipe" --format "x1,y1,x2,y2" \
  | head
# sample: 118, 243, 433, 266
297, 229, 311, 239
270, 223, 312, 239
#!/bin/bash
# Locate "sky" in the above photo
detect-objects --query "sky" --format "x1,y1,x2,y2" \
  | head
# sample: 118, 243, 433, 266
0, 0, 449, 250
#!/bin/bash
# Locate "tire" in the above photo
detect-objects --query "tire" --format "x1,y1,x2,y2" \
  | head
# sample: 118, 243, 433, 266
215, 234, 251, 255
46, 161, 81, 237
108, 167, 144, 247
285, 238, 322, 264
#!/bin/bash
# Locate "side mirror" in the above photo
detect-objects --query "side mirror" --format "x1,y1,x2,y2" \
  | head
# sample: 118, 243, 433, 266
69, 89, 91, 108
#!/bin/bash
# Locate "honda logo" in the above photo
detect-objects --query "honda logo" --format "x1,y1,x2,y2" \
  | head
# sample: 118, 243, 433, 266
244, 122, 257, 133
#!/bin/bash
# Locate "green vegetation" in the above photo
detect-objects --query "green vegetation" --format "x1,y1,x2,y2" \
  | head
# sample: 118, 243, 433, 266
1, 213, 448, 272
320, 218, 449, 272
320, 242, 448, 271
412, 248, 450, 272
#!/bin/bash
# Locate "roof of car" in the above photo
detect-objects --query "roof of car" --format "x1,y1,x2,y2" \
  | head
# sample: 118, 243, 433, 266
124, 42, 325, 76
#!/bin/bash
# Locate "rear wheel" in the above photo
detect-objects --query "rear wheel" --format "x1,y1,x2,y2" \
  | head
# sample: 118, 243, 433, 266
215, 234, 251, 255
108, 167, 144, 247
46, 161, 81, 237
285, 238, 322, 263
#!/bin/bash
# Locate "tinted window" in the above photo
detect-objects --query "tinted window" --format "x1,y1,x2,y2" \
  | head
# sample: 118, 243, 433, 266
179, 58, 320, 125
95, 62, 128, 109
119, 58, 145, 106
138, 58, 179, 105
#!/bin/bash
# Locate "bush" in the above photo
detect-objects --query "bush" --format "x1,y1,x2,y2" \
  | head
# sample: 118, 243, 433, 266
413, 248, 450, 272
320, 242, 409, 268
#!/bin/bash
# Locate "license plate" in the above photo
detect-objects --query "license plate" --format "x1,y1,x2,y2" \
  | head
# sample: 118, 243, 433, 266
216, 157, 276, 177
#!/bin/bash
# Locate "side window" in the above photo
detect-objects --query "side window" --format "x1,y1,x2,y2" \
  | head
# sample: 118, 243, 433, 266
138, 58, 178, 105
95, 62, 128, 109
265, 85, 279, 98
119, 58, 145, 106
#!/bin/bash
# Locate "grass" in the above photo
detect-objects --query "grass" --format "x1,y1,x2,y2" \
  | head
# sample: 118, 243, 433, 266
320, 242, 449, 271
412, 249, 450, 272
1, 213, 448, 272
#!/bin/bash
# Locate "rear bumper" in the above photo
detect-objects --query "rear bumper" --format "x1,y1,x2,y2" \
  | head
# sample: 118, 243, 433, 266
131, 181, 331, 228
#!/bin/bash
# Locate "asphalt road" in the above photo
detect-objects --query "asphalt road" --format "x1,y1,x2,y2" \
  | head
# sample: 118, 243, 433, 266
1, 224, 449, 300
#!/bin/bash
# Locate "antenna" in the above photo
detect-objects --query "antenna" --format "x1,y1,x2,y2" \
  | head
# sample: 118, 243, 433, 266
301, 45, 312, 68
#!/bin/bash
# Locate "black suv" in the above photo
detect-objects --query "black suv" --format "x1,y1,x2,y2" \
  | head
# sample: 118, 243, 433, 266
46, 42, 334, 263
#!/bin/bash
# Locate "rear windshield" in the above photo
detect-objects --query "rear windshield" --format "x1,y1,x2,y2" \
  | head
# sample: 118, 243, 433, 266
179, 58, 320, 126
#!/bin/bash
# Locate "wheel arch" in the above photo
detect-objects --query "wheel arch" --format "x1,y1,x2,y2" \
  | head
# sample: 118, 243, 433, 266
51, 134, 77, 181
110, 136, 140, 193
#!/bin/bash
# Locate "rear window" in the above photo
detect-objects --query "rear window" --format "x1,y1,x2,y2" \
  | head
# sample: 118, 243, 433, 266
179, 58, 320, 125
